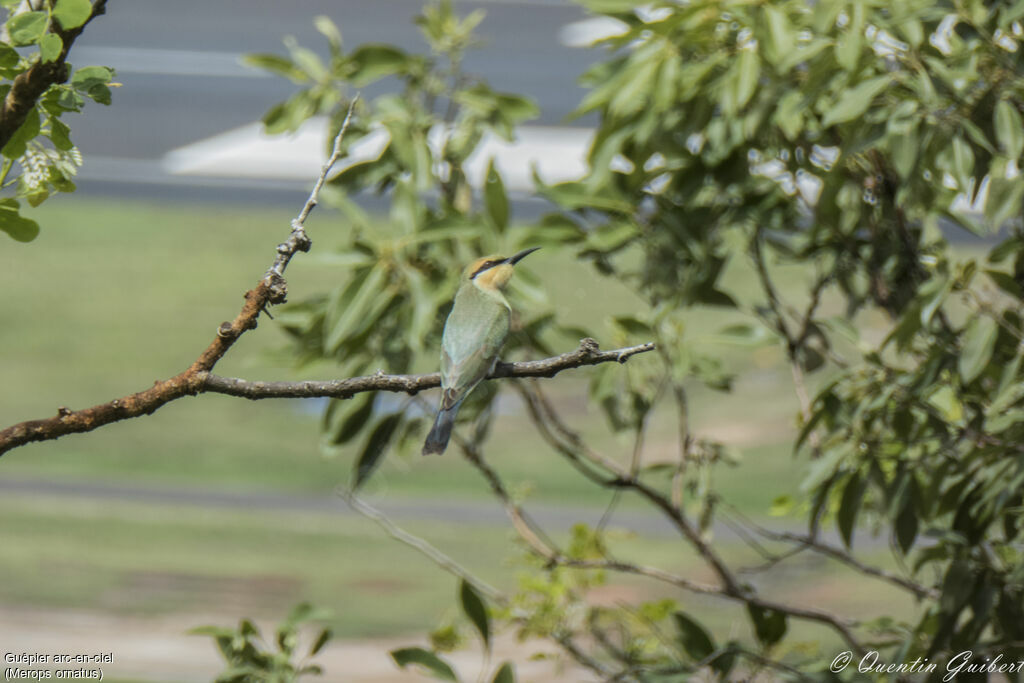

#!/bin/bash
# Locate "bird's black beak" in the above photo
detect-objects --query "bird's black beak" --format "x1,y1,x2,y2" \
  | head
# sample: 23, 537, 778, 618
506, 247, 540, 266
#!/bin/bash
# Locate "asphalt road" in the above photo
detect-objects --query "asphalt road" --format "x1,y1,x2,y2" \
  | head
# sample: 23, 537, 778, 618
0, 475, 867, 551
64, 0, 598, 203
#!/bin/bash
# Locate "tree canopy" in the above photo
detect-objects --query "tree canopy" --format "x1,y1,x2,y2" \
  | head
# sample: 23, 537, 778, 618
5, 0, 1024, 680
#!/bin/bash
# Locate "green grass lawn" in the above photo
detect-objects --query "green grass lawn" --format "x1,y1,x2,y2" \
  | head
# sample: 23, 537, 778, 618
0, 196, 925, 654
0, 486, 922, 648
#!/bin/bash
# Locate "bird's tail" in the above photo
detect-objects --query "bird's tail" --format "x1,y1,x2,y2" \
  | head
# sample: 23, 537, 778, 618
422, 405, 458, 455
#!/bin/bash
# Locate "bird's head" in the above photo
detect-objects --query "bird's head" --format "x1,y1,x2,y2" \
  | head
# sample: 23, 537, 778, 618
464, 247, 540, 290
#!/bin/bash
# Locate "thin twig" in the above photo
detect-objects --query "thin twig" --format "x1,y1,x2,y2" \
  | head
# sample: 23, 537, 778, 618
524, 384, 867, 654
726, 506, 936, 600
455, 435, 563, 560
341, 491, 502, 599
340, 484, 621, 679
269, 97, 359, 279
203, 340, 655, 400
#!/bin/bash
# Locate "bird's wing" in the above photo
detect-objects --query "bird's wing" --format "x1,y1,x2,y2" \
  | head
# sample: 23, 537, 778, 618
440, 297, 510, 410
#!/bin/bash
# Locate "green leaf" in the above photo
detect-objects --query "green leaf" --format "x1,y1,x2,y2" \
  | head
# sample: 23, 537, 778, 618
390, 647, 458, 682
309, 628, 332, 656
243, 53, 305, 81
285, 602, 313, 624
0, 42, 19, 68
2, 106, 39, 158
894, 488, 918, 554
459, 579, 490, 649
985, 269, 1023, 299
995, 100, 1024, 159
889, 125, 919, 180
834, 2, 863, 70
186, 625, 236, 638
8, 11, 48, 46
283, 601, 332, 626
71, 65, 114, 104
352, 413, 403, 490
314, 15, 343, 53
491, 662, 515, 683
709, 323, 775, 347
0, 198, 38, 242
238, 618, 260, 638
535, 175, 632, 213
927, 385, 963, 422
985, 177, 1024, 230
919, 274, 952, 325
837, 472, 865, 549
38, 33, 63, 62
52, 0, 93, 30
673, 612, 714, 661
710, 643, 738, 678
575, 0, 642, 12
952, 135, 974, 188
747, 604, 788, 647
959, 316, 998, 384
324, 393, 376, 447
732, 48, 759, 113
483, 157, 508, 232
325, 264, 388, 353
284, 37, 326, 81
71, 65, 113, 86
348, 44, 410, 86
823, 76, 891, 127
764, 7, 792, 66
612, 315, 653, 337
49, 117, 73, 151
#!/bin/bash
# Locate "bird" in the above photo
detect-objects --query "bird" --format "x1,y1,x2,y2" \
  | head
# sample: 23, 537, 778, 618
422, 247, 540, 455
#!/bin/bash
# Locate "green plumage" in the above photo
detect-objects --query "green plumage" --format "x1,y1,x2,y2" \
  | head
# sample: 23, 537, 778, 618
422, 247, 537, 455
422, 279, 510, 455
440, 281, 510, 406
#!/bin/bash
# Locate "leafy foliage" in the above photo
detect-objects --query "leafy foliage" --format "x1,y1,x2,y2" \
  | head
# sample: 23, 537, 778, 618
389, 578, 516, 683
248, 6, 570, 476
0, 1, 114, 242
190, 602, 334, 682
256, 0, 1024, 678
535, 0, 1024, 675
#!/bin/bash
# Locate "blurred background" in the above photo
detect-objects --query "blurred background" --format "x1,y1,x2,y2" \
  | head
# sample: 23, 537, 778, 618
0, 1, 923, 681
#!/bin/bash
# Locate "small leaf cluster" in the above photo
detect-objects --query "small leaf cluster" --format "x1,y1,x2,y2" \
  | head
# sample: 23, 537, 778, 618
390, 579, 515, 683
0, 0, 114, 242
189, 602, 333, 683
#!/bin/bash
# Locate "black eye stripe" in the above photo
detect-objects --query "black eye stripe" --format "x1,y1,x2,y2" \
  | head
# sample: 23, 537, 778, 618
471, 259, 502, 279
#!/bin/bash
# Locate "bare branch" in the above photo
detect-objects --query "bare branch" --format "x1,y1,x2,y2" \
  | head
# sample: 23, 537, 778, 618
726, 507, 936, 600
268, 97, 358, 280
456, 435, 564, 560
521, 384, 868, 655
0, 104, 363, 457
341, 482, 622, 680
0, 338, 653, 456
203, 340, 656, 400
0, 0, 108, 151
341, 491, 502, 600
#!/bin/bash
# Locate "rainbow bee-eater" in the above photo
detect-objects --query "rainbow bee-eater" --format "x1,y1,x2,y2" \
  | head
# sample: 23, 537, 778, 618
422, 247, 540, 455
